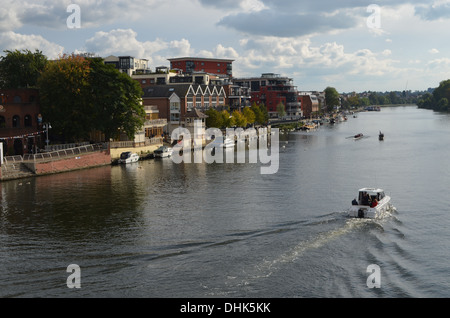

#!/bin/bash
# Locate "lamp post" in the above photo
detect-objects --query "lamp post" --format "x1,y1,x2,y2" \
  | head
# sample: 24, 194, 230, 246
43, 122, 51, 149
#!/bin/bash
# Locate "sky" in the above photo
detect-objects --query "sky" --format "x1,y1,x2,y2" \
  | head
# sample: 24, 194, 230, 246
1, 0, 450, 93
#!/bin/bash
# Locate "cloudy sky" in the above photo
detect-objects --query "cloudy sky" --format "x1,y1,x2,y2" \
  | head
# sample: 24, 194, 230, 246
1, 0, 450, 92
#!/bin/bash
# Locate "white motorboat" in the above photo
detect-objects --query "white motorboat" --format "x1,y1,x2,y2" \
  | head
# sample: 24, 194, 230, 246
154, 146, 173, 158
348, 188, 392, 218
118, 151, 139, 164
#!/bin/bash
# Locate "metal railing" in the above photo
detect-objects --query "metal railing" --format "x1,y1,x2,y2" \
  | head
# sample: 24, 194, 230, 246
21, 144, 106, 162
109, 137, 163, 148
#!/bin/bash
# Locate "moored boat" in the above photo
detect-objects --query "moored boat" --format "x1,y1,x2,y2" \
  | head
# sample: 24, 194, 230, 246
348, 188, 392, 218
154, 146, 173, 158
118, 151, 139, 164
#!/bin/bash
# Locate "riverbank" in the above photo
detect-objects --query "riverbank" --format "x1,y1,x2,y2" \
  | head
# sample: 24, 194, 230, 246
0, 141, 165, 182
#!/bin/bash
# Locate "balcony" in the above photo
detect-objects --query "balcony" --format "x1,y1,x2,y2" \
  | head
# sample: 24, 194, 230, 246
144, 118, 167, 128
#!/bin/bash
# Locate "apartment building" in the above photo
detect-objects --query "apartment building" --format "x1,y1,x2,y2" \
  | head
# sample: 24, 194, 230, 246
104, 55, 151, 76
234, 73, 302, 118
141, 84, 226, 134
168, 57, 233, 77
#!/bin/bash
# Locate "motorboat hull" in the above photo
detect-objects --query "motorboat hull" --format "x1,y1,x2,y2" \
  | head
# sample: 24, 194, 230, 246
348, 196, 392, 218
118, 152, 139, 164
154, 146, 173, 158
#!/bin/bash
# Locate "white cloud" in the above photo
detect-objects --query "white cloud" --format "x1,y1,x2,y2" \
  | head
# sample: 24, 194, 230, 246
84, 29, 168, 63
0, 31, 64, 59
429, 48, 440, 54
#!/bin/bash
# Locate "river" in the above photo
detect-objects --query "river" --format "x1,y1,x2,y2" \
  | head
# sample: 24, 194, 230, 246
1, 105, 450, 298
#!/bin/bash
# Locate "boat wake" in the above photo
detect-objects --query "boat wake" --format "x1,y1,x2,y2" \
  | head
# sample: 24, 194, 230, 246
208, 208, 399, 296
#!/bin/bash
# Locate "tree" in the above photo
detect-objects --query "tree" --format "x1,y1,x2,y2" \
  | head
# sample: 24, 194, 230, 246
432, 79, 450, 104
389, 91, 400, 105
276, 102, 286, 118
38, 54, 145, 142
232, 110, 247, 127
250, 103, 263, 125
38, 54, 92, 142
88, 58, 145, 140
220, 110, 232, 128
324, 87, 340, 112
0, 49, 48, 89
205, 108, 223, 128
437, 98, 449, 112
242, 106, 255, 125
259, 103, 269, 124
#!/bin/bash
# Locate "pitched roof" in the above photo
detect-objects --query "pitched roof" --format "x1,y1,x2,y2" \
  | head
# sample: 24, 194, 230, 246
142, 84, 226, 98
142, 84, 194, 98
183, 108, 208, 119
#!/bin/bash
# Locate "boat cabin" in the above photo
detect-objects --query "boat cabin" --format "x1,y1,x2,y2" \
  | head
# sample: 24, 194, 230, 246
357, 188, 386, 206
120, 151, 132, 160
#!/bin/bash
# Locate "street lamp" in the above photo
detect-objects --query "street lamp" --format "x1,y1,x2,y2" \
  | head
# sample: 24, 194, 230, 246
43, 122, 52, 149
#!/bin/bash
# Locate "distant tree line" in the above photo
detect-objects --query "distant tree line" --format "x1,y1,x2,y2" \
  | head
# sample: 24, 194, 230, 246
341, 90, 422, 109
417, 79, 450, 112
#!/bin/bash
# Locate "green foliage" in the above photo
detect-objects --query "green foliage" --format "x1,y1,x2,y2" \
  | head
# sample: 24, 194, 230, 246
205, 108, 223, 128
276, 102, 286, 118
232, 110, 247, 127
0, 49, 48, 89
324, 87, 340, 112
417, 79, 450, 112
88, 58, 145, 140
38, 54, 145, 142
242, 106, 255, 125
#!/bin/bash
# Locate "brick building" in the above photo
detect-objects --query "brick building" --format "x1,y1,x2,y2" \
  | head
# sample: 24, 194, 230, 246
0, 88, 42, 156
234, 73, 302, 118
142, 84, 226, 134
299, 93, 320, 118
168, 57, 233, 77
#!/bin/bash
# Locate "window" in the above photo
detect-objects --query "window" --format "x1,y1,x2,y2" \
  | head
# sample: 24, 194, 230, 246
12, 115, 20, 128
170, 102, 180, 112
13, 96, 21, 103
0, 116, 5, 128
24, 114, 32, 127
170, 113, 180, 122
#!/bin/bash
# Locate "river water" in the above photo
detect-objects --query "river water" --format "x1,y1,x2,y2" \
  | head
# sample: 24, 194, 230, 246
1, 105, 450, 298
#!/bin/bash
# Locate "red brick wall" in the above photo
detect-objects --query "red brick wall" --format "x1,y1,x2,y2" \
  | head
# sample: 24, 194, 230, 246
169, 59, 232, 77
0, 88, 41, 155
142, 98, 170, 120
34, 150, 111, 175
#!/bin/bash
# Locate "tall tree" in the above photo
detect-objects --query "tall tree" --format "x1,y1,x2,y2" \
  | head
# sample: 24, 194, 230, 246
38, 54, 92, 142
324, 87, 340, 112
38, 54, 145, 142
0, 49, 48, 89
88, 58, 145, 140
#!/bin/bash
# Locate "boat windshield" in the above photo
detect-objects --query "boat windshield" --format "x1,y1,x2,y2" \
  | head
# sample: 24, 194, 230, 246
120, 152, 131, 159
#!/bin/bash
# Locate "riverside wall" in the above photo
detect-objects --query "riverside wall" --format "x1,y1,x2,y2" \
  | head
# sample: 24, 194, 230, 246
24, 149, 111, 176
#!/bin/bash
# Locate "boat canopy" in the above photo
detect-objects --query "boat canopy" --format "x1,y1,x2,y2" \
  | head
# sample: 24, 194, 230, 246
358, 188, 386, 204
120, 152, 132, 159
